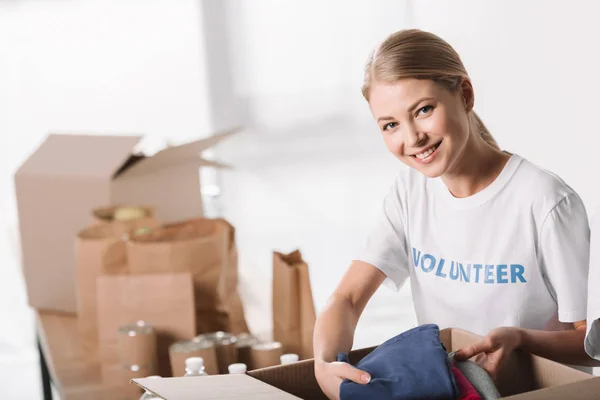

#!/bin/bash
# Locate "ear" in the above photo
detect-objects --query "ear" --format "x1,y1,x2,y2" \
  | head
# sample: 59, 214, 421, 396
459, 79, 475, 112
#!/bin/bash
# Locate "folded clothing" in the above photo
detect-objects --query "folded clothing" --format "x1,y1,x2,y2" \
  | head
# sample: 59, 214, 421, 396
448, 352, 501, 400
452, 364, 481, 400
337, 324, 459, 400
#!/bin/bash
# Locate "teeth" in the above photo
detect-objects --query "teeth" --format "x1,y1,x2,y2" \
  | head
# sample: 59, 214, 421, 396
416, 144, 438, 159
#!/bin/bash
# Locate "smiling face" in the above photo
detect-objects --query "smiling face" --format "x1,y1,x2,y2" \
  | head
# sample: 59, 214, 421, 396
369, 78, 473, 178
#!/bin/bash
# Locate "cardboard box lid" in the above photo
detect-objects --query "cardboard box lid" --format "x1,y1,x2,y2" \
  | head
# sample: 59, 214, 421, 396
118, 128, 236, 179
16, 127, 238, 180
134, 375, 301, 400
16, 134, 143, 178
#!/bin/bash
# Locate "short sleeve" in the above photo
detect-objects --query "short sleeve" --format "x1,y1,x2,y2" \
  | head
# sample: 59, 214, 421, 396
353, 176, 410, 291
538, 193, 590, 323
586, 208, 600, 360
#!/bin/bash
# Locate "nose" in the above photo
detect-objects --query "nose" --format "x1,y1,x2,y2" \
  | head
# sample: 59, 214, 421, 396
404, 121, 426, 148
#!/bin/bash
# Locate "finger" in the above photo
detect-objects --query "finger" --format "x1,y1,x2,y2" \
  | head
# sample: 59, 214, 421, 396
454, 338, 494, 361
328, 376, 343, 400
331, 361, 371, 384
484, 350, 506, 381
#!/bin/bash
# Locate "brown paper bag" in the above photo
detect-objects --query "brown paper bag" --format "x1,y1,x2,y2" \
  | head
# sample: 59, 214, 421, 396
75, 224, 128, 353
96, 272, 196, 378
272, 250, 316, 359
75, 217, 159, 352
125, 218, 249, 334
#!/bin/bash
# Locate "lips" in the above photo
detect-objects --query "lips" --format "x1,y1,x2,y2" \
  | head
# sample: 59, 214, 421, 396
412, 141, 442, 160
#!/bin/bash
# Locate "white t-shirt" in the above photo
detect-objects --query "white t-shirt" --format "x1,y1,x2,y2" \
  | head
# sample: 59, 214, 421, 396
357, 154, 589, 336
586, 210, 600, 359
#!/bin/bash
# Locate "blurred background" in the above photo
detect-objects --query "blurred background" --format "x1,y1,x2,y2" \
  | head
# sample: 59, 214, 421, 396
2, 0, 600, 398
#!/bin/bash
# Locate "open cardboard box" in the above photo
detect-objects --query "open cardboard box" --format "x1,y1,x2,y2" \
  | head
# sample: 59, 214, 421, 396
133, 328, 600, 399
15, 130, 235, 313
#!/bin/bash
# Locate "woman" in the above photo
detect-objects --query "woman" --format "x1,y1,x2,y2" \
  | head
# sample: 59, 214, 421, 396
314, 29, 593, 400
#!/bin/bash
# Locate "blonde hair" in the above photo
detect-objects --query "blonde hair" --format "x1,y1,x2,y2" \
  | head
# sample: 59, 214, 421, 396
362, 29, 499, 150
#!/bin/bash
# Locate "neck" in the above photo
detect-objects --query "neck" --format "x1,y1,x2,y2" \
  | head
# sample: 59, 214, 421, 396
441, 136, 510, 198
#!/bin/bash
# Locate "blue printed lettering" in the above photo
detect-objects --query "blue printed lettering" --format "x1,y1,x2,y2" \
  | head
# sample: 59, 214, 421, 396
449, 261, 459, 280
473, 264, 483, 283
421, 254, 436, 273
412, 248, 421, 268
496, 264, 508, 284
458, 263, 471, 283
484, 264, 494, 284
511, 264, 527, 283
435, 258, 447, 278
410, 247, 527, 285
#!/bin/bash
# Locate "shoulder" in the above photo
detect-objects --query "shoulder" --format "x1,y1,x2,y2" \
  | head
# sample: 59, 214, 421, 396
513, 155, 585, 220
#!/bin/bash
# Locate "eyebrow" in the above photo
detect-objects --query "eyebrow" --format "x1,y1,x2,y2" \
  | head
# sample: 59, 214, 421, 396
376, 97, 436, 123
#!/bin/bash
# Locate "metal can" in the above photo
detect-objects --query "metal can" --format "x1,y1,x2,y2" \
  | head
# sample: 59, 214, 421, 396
194, 332, 237, 374
250, 342, 284, 369
117, 321, 157, 371
235, 333, 260, 369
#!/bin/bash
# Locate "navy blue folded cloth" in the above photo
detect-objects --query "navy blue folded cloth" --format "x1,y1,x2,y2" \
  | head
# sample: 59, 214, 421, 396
337, 324, 459, 400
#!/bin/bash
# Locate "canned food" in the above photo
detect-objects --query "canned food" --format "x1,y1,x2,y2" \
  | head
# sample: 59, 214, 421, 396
194, 332, 237, 374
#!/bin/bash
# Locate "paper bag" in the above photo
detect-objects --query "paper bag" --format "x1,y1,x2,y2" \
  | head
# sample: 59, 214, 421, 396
273, 250, 316, 359
125, 218, 249, 334
76, 216, 158, 351
75, 224, 128, 353
96, 272, 196, 378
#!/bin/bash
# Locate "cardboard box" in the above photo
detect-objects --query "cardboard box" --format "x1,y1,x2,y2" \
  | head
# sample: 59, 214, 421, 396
133, 328, 600, 399
15, 130, 234, 313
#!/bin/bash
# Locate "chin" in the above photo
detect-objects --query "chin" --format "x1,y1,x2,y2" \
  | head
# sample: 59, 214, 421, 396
399, 155, 447, 178
418, 167, 444, 178
416, 164, 446, 178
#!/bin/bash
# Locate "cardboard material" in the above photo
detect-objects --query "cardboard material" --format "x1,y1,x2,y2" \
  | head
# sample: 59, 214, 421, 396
133, 328, 600, 400
15, 130, 236, 313
272, 251, 316, 359
134, 375, 301, 400
126, 218, 249, 334
96, 272, 197, 378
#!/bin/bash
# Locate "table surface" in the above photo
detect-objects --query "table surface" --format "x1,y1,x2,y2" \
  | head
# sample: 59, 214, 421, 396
36, 310, 141, 400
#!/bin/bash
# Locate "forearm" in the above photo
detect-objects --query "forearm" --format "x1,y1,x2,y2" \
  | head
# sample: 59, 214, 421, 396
519, 327, 600, 367
313, 293, 360, 362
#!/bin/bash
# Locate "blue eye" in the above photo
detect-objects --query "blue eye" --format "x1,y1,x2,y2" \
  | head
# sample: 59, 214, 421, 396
418, 105, 433, 115
383, 122, 398, 131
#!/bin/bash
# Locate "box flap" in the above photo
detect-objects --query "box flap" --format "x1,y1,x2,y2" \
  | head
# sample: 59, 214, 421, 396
16, 134, 142, 178
503, 376, 600, 399
118, 127, 238, 178
247, 346, 376, 400
133, 375, 302, 400
249, 361, 327, 400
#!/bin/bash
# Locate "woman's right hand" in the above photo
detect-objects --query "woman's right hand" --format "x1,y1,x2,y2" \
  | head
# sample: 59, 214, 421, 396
315, 359, 371, 400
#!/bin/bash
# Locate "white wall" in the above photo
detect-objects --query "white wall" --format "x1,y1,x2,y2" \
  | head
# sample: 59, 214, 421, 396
225, 0, 414, 127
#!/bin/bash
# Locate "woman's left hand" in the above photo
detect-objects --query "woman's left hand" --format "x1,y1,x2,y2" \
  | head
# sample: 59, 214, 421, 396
453, 327, 523, 380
